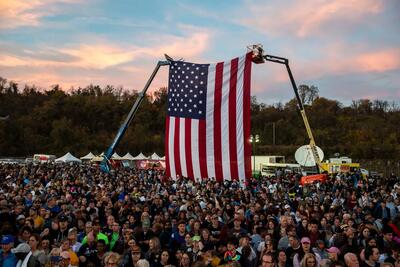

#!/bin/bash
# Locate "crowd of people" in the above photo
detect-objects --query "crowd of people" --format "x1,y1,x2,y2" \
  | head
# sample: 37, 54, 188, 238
0, 163, 399, 267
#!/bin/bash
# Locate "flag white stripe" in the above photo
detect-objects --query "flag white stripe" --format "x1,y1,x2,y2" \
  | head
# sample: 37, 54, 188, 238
220, 61, 231, 180
179, 117, 187, 178
191, 120, 201, 180
168, 117, 176, 179
206, 64, 216, 180
236, 55, 246, 182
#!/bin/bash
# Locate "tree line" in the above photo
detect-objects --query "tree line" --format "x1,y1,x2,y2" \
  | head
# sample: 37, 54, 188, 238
0, 78, 399, 161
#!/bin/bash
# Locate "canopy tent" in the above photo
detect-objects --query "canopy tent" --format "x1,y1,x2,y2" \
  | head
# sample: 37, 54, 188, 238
160, 156, 165, 160
122, 152, 135, 161
111, 152, 123, 160
133, 152, 148, 160
80, 152, 95, 160
55, 152, 82, 163
150, 152, 162, 160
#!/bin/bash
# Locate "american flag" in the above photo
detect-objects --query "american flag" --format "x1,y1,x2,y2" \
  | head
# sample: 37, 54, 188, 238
165, 53, 253, 182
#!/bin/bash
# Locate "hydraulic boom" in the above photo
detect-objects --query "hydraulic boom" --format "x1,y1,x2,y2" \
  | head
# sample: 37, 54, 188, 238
100, 60, 170, 172
249, 44, 321, 173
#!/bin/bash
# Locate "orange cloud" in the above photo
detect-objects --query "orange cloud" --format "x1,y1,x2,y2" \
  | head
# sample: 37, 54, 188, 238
0, 0, 81, 29
0, 28, 212, 91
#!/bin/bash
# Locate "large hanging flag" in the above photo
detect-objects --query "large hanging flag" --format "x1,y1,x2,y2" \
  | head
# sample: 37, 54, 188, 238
165, 53, 253, 182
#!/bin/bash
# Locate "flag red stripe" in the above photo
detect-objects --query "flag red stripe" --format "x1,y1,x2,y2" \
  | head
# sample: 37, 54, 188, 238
174, 118, 182, 177
165, 116, 171, 177
213, 62, 224, 182
243, 53, 252, 179
198, 119, 208, 178
229, 58, 239, 181
185, 118, 194, 180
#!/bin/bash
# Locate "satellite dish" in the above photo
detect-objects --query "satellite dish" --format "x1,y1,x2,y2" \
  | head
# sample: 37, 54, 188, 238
295, 145, 324, 167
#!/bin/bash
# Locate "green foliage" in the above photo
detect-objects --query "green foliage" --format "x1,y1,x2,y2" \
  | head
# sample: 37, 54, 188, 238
0, 78, 399, 161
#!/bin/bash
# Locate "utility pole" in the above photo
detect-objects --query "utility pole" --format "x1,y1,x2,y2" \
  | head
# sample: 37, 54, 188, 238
272, 122, 276, 146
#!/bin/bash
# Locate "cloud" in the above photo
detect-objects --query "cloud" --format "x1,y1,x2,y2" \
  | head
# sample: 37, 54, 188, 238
355, 49, 400, 72
238, 0, 383, 37
0, 27, 212, 91
294, 46, 400, 81
0, 0, 82, 29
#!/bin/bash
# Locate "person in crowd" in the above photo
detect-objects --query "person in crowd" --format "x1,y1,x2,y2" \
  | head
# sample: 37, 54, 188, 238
28, 234, 46, 265
343, 252, 359, 267
104, 252, 121, 267
293, 237, 322, 267
0, 235, 17, 267
260, 252, 275, 267
361, 246, 380, 267
11, 243, 40, 267
169, 221, 186, 251
157, 250, 171, 267
60, 251, 72, 267
300, 253, 318, 267
277, 249, 291, 267
178, 252, 191, 267
145, 237, 161, 267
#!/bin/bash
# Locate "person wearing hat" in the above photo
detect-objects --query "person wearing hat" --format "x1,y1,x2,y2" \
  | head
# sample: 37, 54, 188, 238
16, 215, 26, 231
11, 242, 40, 267
191, 235, 204, 262
293, 237, 321, 267
325, 247, 341, 266
0, 235, 17, 267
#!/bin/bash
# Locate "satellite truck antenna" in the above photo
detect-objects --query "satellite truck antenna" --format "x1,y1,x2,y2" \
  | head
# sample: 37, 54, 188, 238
248, 44, 322, 173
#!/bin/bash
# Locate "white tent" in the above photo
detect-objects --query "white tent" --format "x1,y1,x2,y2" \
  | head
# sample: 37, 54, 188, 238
80, 152, 95, 160
133, 152, 148, 160
55, 152, 82, 163
122, 152, 135, 161
150, 152, 162, 160
111, 152, 123, 160
91, 155, 104, 162
160, 156, 165, 160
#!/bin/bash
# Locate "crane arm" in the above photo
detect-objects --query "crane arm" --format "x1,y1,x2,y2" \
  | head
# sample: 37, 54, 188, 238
101, 60, 170, 172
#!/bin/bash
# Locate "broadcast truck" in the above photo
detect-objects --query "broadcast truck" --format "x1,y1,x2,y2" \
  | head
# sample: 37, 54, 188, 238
251, 156, 301, 178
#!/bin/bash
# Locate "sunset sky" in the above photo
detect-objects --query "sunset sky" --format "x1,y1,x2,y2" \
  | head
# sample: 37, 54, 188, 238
1, 0, 399, 105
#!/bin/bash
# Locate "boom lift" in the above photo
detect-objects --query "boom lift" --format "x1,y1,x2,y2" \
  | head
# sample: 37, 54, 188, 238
100, 58, 170, 172
248, 44, 322, 173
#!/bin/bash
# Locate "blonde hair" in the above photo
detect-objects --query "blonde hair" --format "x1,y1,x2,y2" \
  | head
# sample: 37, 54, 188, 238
300, 253, 317, 267
104, 252, 121, 265
136, 259, 150, 267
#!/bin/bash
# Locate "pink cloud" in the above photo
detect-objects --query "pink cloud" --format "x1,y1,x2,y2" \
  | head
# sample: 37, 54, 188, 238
285, 39, 400, 81
0, 28, 212, 91
238, 0, 383, 37
0, 0, 82, 29
355, 49, 400, 72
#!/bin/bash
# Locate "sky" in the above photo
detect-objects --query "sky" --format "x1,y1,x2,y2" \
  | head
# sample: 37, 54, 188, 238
0, 0, 399, 105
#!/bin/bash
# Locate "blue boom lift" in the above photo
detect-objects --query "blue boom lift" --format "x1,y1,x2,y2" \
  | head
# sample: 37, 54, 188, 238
100, 58, 170, 172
